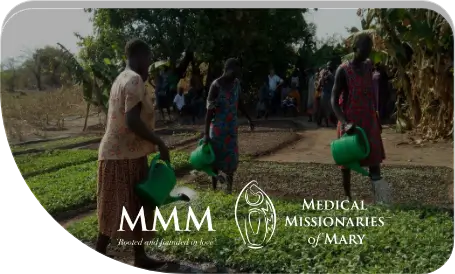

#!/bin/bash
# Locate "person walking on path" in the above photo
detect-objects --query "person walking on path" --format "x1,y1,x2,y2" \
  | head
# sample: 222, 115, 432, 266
318, 61, 336, 127
331, 33, 386, 202
204, 58, 254, 194
306, 68, 317, 122
96, 39, 170, 270
291, 68, 300, 92
313, 67, 323, 124
156, 66, 173, 121
256, 78, 270, 119
268, 67, 284, 115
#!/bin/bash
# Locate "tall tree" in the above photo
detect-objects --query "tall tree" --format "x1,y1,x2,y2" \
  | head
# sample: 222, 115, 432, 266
81, 9, 317, 96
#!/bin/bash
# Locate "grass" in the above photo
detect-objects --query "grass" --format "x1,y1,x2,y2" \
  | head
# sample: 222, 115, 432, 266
67, 189, 454, 273
23, 150, 191, 217
10, 135, 101, 153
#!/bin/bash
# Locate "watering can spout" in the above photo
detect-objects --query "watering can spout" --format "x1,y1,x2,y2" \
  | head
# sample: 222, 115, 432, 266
346, 163, 370, 177
161, 193, 191, 206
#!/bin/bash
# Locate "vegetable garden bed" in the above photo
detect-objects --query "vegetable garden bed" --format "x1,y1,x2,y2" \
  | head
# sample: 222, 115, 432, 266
15, 150, 98, 178
80, 130, 202, 151
11, 135, 102, 156
67, 188, 453, 273
14, 137, 453, 273
189, 161, 454, 208
158, 131, 202, 149
180, 131, 301, 157
23, 150, 191, 220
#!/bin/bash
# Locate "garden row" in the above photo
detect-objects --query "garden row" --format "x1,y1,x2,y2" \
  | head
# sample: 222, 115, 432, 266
21, 150, 191, 219
13, 130, 454, 272
66, 181, 454, 273
16, 129, 301, 219
62, 151, 453, 272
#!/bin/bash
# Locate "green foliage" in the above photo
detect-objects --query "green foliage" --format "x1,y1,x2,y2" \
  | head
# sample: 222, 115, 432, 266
1, 46, 74, 91
80, 9, 318, 96
26, 161, 98, 216
348, 9, 454, 139
15, 149, 98, 178
20, 150, 190, 216
67, 190, 453, 273
10, 136, 101, 153
149, 150, 193, 171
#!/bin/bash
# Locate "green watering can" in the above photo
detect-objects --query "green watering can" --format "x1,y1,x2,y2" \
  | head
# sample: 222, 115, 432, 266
136, 154, 189, 207
331, 126, 370, 176
189, 139, 217, 177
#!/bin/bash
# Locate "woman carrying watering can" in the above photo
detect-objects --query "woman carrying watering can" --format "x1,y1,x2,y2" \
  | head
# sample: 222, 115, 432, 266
96, 39, 170, 270
203, 58, 254, 194
331, 33, 389, 203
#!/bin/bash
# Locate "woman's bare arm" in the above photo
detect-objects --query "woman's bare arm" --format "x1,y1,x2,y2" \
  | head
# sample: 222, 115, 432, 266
204, 81, 219, 139
331, 67, 349, 124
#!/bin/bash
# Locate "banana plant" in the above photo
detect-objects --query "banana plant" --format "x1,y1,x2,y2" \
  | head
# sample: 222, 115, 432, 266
345, 8, 453, 139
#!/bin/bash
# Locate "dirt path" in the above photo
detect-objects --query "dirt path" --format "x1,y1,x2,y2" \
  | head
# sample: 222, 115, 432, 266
258, 122, 454, 168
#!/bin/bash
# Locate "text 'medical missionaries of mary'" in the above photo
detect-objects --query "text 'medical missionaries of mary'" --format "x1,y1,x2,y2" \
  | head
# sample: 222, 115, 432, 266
285, 199, 390, 247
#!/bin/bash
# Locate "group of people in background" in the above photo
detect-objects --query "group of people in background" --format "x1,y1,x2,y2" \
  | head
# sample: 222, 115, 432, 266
256, 68, 302, 119
147, 64, 206, 124
147, 51, 395, 129
307, 62, 337, 127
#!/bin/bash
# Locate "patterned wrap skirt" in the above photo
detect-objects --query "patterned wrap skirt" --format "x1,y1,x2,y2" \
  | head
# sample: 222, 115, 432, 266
97, 157, 155, 241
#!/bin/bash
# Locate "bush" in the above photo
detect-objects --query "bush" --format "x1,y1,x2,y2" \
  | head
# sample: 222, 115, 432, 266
2, 87, 86, 141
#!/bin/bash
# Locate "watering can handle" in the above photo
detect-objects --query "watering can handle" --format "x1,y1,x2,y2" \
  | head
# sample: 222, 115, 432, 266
198, 138, 205, 146
355, 127, 370, 158
149, 153, 173, 178
149, 153, 161, 171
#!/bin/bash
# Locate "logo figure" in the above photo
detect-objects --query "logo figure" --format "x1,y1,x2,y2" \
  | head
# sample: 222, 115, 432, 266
234, 180, 276, 249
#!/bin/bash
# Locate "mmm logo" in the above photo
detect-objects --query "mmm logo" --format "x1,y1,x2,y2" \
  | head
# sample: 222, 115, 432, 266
118, 206, 216, 232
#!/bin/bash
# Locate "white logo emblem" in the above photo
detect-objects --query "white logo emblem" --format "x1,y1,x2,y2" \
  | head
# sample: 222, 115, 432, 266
234, 181, 276, 249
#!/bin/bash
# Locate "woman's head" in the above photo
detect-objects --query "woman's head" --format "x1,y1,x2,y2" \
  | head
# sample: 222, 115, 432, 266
352, 33, 373, 62
125, 39, 152, 81
224, 58, 241, 80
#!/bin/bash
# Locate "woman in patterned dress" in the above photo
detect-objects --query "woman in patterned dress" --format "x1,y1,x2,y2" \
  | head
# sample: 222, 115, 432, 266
331, 33, 386, 201
96, 39, 170, 270
204, 58, 254, 194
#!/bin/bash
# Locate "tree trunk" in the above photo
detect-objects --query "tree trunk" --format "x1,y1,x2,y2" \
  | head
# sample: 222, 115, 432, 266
36, 74, 42, 91
92, 79, 108, 115
175, 51, 194, 79
205, 61, 222, 95
411, 96, 422, 126
83, 103, 90, 131
204, 62, 212, 93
